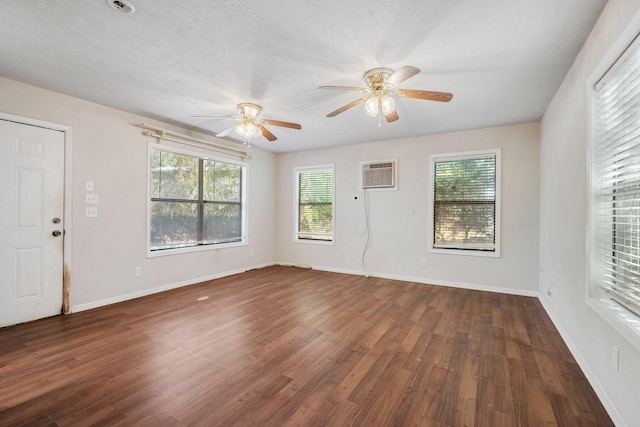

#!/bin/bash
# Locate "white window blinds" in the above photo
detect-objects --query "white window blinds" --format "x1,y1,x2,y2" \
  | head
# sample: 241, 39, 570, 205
433, 153, 497, 251
296, 166, 334, 241
594, 34, 640, 316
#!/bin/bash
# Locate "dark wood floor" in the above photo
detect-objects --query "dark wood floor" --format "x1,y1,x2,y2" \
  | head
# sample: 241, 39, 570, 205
0, 266, 612, 426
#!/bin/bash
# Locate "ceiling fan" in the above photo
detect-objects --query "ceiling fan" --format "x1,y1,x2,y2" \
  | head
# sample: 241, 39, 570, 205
194, 103, 301, 142
319, 66, 453, 125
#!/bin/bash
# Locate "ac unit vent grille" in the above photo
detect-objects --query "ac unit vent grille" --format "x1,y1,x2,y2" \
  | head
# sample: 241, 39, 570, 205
362, 160, 396, 189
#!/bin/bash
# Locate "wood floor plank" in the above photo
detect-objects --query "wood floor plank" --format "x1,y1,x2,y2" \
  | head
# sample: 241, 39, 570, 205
0, 266, 614, 426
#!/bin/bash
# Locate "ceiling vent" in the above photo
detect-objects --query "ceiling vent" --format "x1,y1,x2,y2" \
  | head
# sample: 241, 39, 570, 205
107, 0, 136, 14
361, 160, 396, 189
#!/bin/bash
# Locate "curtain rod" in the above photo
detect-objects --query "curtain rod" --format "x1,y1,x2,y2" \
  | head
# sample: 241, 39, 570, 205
135, 123, 250, 160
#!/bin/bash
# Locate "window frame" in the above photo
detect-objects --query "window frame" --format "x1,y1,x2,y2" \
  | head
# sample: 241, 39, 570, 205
293, 164, 335, 245
428, 149, 501, 258
588, 24, 640, 351
147, 143, 247, 257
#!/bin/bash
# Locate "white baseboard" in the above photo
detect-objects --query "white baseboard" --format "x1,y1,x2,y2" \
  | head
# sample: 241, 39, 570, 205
70, 262, 273, 313
74, 260, 536, 314
538, 297, 626, 427
292, 263, 539, 297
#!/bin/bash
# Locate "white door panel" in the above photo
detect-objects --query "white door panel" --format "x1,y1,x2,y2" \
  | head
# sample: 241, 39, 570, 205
0, 119, 64, 327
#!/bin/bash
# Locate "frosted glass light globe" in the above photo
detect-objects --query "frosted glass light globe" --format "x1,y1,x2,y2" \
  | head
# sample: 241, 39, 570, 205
364, 96, 379, 117
381, 95, 396, 115
235, 123, 247, 136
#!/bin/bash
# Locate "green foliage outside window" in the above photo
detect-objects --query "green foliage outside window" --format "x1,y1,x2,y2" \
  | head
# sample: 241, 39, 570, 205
434, 155, 496, 250
297, 167, 333, 241
150, 149, 243, 250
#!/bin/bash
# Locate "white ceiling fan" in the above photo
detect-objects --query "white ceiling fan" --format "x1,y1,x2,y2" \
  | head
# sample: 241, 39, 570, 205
194, 103, 302, 142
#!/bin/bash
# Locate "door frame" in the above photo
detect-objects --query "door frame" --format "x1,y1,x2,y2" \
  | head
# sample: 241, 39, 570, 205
0, 111, 73, 313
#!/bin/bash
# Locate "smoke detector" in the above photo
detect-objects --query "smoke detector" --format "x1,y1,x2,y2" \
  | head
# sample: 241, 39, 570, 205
107, 0, 135, 14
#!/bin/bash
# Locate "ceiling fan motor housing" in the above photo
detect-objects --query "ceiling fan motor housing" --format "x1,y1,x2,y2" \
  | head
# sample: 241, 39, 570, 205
364, 68, 395, 90
237, 102, 262, 119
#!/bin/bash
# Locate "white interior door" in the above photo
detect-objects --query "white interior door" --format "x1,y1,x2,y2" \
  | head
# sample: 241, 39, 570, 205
0, 119, 65, 327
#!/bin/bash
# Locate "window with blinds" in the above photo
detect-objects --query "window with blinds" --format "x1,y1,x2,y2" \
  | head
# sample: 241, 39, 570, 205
431, 150, 500, 253
295, 165, 334, 242
593, 33, 640, 317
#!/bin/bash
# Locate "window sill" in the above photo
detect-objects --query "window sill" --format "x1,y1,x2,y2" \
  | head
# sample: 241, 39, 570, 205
428, 247, 500, 258
293, 238, 334, 246
587, 296, 640, 353
147, 240, 247, 258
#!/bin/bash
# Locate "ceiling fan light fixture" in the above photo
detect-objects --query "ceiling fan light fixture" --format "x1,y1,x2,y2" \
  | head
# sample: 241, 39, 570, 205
235, 121, 261, 138
364, 96, 379, 117
246, 122, 261, 138
235, 123, 247, 137
381, 95, 396, 115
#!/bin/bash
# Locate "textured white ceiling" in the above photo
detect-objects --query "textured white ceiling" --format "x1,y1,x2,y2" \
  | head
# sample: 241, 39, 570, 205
0, 0, 607, 153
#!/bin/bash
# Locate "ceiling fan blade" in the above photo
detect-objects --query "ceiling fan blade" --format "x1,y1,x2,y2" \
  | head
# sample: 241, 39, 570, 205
261, 119, 302, 130
259, 125, 278, 141
318, 85, 368, 92
327, 97, 368, 117
395, 89, 453, 102
385, 110, 399, 123
216, 124, 236, 137
386, 66, 421, 87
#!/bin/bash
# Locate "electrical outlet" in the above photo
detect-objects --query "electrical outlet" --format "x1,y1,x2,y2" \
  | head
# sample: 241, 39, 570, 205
85, 180, 94, 192
85, 206, 98, 218
85, 193, 98, 204
612, 346, 619, 372
134, 266, 142, 277
546, 283, 552, 296
249, 249, 254, 257
420, 257, 427, 266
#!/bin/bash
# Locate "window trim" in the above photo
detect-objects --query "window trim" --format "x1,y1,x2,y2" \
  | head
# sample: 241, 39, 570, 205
587, 18, 640, 352
146, 142, 247, 257
428, 149, 501, 258
293, 164, 335, 245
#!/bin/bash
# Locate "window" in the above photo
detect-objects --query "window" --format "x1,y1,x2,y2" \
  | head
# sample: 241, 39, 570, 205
295, 165, 334, 242
591, 33, 640, 318
149, 145, 245, 252
430, 150, 500, 256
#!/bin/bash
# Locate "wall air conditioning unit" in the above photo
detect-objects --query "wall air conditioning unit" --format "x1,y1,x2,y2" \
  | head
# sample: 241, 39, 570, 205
361, 160, 397, 189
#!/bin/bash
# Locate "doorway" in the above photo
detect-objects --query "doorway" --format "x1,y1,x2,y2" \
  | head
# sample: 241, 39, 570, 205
0, 113, 72, 327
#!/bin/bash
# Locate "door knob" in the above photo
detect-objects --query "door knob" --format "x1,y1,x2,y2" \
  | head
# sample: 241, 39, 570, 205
52, 230, 62, 237
52, 218, 61, 224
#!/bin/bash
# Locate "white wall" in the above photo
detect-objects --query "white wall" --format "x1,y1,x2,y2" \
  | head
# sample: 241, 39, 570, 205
275, 122, 540, 295
0, 77, 277, 311
539, 1, 640, 426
